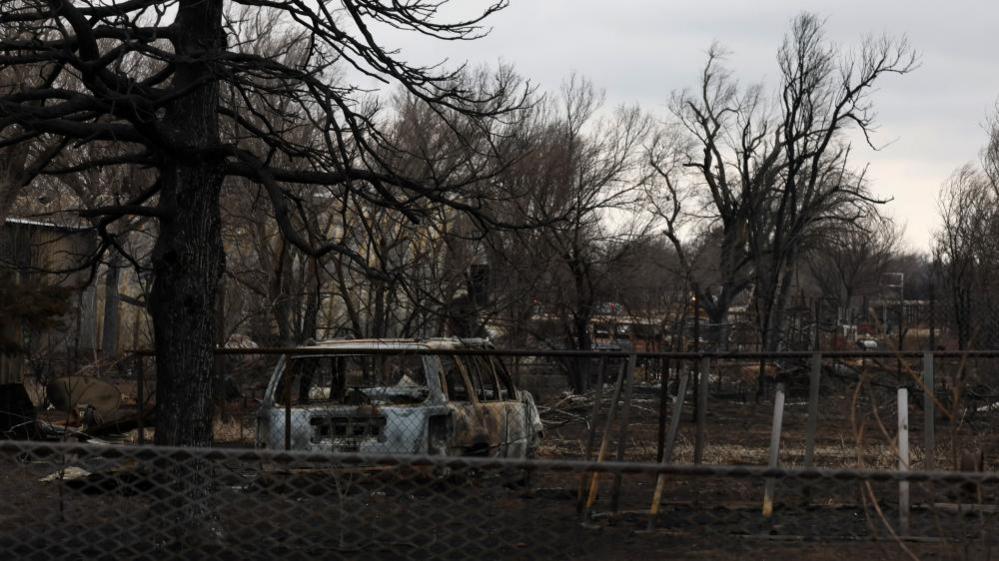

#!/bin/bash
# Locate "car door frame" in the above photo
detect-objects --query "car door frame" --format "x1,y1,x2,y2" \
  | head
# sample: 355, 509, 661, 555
437, 353, 493, 456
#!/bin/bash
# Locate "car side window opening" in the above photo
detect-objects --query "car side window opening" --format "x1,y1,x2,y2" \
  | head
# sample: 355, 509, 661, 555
440, 355, 472, 402
468, 356, 500, 401
490, 356, 516, 400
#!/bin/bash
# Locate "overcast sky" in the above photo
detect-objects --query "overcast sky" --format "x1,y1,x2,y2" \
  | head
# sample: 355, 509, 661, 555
376, 0, 999, 251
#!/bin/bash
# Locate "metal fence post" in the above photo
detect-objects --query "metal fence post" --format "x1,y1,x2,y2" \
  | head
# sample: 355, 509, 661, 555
285, 372, 292, 451
923, 351, 935, 470
692, 298, 700, 423
656, 357, 670, 463
662, 372, 690, 467
135, 353, 145, 445
804, 353, 821, 468
762, 383, 786, 518
929, 282, 936, 349
694, 356, 709, 464
898, 387, 910, 536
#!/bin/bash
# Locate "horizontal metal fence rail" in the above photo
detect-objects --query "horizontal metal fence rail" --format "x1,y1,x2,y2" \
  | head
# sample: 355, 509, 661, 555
130, 347, 999, 359
3, 440, 999, 483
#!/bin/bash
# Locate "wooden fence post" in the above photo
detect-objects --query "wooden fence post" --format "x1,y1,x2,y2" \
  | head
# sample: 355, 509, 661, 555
135, 353, 145, 445
583, 363, 627, 513
576, 356, 608, 512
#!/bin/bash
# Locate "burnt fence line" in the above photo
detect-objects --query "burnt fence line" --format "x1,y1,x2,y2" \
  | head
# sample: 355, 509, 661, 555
7, 437, 999, 559
2, 439, 998, 483
118, 347, 994, 461
127, 347, 999, 359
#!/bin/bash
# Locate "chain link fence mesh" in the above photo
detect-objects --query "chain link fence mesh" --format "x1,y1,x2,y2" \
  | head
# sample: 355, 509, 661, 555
4, 442, 999, 560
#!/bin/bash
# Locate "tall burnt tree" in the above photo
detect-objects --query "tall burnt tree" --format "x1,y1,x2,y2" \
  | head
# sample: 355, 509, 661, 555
0, 0, 526, 446
647, 13, 915, 353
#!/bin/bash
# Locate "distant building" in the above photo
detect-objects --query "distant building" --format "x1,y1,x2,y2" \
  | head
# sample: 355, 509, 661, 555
0, 218, 97, 384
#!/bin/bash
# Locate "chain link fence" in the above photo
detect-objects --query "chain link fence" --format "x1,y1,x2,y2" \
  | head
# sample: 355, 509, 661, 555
4, 441, 999, 560
11, 345, 999, 558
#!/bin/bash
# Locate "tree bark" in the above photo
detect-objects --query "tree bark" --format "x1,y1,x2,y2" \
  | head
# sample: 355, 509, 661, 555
0, 143, 29, 226
299, 256, 320, 342
149, 0, 225, 448
569, 258, 593, 394
706, 307, 729, 352
101, 251, 121, 360
150, 163, 224, 447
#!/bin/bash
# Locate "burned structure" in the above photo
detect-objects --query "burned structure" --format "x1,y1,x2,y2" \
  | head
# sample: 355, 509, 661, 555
0, 218, 96, 435
257, 338, 543, 457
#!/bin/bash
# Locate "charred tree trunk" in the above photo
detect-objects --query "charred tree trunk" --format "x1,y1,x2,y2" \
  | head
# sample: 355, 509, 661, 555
270, 239, 293, 344
373, 279, 386, 339
0, 144, 29, 226
150, 162, 224, 447
334, 257, 363, 337
569, 311, 592, 395
754, 262, 796, 400
299, 256, 320, 342
150, 0, 225, 448
101, 251, 121, 360
705, 302, 730, 352
568, 257, 594, 394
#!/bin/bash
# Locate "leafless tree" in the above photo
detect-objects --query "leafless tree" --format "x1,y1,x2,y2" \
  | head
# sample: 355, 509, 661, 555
516, 75, 649, 351
0, 0, 531, 448
476, 75, 652, 391
805, 213, 902, 326
612, 234, 690, 350
647, 13, 915, 356
0, 9, 68, 224
935, 164, 999, 349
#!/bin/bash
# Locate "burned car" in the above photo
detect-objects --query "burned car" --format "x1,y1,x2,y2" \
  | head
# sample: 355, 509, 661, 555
256, 338, 543, 458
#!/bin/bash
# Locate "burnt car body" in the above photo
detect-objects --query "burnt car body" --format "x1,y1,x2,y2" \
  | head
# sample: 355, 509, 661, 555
256, 338, 543, 458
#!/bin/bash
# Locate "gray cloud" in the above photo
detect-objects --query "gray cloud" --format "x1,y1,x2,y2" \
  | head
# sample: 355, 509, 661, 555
379, 0, 999, 249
